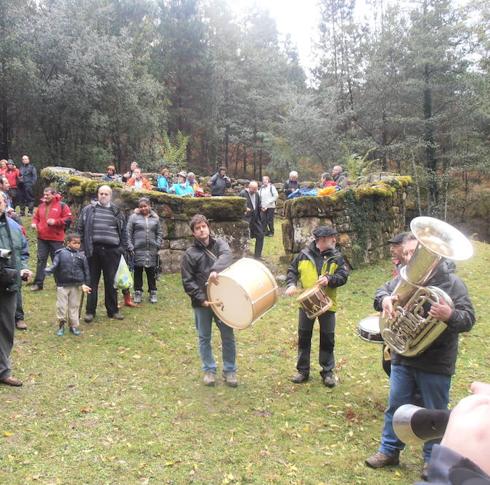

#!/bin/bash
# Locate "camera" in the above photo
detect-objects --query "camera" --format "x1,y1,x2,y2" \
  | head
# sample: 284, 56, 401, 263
0, 249, 12, 259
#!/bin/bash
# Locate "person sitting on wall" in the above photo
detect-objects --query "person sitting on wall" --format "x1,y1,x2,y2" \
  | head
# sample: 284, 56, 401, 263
122, 161, 139, 183
187, 172, 203, 195
331, 165, 349, 189
169, 172, 194, 197
156, 166, 172, 193
126, 168, 152, 191
102, 165, 120, 182
321, 172, 337, 188
284, 170, 299, 197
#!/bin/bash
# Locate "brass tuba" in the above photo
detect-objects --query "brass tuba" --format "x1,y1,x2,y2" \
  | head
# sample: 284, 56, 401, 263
380, 217, 473, 357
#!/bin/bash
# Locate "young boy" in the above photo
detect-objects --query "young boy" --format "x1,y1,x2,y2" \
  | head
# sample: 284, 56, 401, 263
286, 226, 349, 387
45, 233, 91, 336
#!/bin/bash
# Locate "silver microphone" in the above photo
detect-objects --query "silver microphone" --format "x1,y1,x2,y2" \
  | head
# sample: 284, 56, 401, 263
393, 404, 451, 444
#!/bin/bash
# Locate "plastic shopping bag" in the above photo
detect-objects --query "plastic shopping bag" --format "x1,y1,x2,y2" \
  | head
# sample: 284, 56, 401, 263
114, 255, 133, 290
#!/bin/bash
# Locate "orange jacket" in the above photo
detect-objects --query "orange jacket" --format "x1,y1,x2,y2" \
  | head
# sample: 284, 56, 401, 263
127, 177, 152, 190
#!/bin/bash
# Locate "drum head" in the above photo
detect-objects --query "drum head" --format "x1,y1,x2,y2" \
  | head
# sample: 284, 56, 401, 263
358, 315, 383, 344
208, 276, 254, 330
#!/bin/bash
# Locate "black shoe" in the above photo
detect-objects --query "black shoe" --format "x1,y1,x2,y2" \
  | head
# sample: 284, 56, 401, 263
323, 372, 337, 388
109, 313, 124, 320
30, 284, 43, 292
84, 314, 94, 323
291, 373, 309, 384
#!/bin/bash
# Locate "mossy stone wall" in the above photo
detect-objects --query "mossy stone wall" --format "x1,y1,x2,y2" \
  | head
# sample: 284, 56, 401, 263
282, 174, 412, 267
41, 167, 249, 273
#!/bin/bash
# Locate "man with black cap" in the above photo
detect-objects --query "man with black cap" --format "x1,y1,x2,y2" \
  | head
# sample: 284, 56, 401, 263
286, 226, 349, 387
387, 232, 408, 278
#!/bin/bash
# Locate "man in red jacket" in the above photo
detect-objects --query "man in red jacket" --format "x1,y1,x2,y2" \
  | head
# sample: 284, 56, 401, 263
30, 188, 72, 291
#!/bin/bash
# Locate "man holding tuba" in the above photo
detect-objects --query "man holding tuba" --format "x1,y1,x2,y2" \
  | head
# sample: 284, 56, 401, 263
366, 232, 476, 479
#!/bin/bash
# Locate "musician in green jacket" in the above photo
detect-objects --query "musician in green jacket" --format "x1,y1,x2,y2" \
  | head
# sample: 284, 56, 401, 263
286, 226, 349, 387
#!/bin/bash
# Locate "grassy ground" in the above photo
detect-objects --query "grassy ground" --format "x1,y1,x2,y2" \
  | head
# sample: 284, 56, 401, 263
1, 222, 489, 485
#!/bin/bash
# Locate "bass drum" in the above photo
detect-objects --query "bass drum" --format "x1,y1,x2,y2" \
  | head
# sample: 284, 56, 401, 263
358, 315, 384, 344
207, 258, 278, 330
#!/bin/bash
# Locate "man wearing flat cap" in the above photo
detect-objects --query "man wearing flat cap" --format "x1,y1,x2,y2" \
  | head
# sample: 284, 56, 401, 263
387, 232, 409, 278
286, 225, 349, 387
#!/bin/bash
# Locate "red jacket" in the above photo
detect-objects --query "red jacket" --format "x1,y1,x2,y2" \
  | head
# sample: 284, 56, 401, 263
5, 168, 20, 188
32, 194, 72, 241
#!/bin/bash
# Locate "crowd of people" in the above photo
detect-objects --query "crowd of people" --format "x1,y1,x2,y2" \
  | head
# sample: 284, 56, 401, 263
3, 156, 485, 484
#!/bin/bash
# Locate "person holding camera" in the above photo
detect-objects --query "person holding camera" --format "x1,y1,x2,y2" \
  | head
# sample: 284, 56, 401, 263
0, 191, 31, 387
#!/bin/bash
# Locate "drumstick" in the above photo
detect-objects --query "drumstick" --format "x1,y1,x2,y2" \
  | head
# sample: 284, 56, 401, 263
207, 300, 223, 306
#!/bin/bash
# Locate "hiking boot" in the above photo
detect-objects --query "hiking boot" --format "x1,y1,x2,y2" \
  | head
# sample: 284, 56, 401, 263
323, 372, 337, 388
291, 373, 309, 384
365, 451, 400, 468
30, 284, 43, 292
109, 313, 124, 320
0, 376, 23, 387
203, 372, 216, 386
149, 290, 158, 304
15, 320, 27, 330
133, 290, 142, 304
84, 314, 94, 323
223, 371, 238, 388
70, 327, 81, 336
124, 292, 138, 307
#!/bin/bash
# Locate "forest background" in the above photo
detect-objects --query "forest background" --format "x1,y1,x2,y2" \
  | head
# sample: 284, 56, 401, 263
1, 0, 489, 217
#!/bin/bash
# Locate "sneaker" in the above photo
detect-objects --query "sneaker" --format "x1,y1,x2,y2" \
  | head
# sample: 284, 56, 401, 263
84, 314, 94, 323
291, 373, 309, 384
70, 327, 81, 336
133, 290, 142, 304
365, 451, 400, 468
109, 313, 124, 320
30, 284, 43, 292
323, 372, 337, 388
56, 326, 65, 336
149, 290, 158, 304
223, 371, 238, 388
203, 372, 216, 386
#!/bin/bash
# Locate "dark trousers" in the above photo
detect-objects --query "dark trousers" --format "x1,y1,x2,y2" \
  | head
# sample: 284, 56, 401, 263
34, 239, 64, 287
134, 266, 157, 292
261, 208, 275, 235
296, 308, 336, 377
86, 245, 120, 317
19, 184, 35, 214
0, 291, 17, 379
253, 234, 264, 258
8, 188, 19, 210
15, 289, 24, 322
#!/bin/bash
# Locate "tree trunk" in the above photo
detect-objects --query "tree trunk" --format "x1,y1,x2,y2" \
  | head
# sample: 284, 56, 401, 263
224, 127, 229, 170
424, 63, 438, 214
0, 95, 8, 159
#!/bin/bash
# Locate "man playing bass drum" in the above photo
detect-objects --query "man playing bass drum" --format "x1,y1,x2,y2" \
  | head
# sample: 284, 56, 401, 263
285, 226, 349, 388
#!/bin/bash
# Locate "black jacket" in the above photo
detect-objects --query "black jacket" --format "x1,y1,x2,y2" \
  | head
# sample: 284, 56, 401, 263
46, 247, 90, 286
284, 179, 299, 197
19, 163, 37, 186
209, 173, 231, 196
77, 202, 128, 257
239, 189, 263, 238
374, 263, 475, 375
181, 237, 232, 307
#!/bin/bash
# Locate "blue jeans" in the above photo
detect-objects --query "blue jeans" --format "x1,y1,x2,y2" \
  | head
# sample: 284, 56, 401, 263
379, 364, 451, 462
193, 306, 236, 374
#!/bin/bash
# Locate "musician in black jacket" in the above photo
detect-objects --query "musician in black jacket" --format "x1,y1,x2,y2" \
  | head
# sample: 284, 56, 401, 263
181, 214, 237, 388
239, 180, 264, 259
366, 237, 476, 479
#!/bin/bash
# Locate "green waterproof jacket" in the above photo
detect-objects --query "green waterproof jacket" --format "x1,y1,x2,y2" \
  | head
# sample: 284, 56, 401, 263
286, 241, 349, 312
0, 212, 29, 292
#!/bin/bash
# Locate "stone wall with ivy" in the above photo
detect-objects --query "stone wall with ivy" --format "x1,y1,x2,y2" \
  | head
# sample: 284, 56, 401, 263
41, 167, 249, 273
282, 174, 412, 267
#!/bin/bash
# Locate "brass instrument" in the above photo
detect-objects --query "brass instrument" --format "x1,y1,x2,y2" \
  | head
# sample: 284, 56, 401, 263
380, 217, 473, 357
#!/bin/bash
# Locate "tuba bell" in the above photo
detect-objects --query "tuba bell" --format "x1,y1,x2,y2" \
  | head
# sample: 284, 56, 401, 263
380, 216, 473, 357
